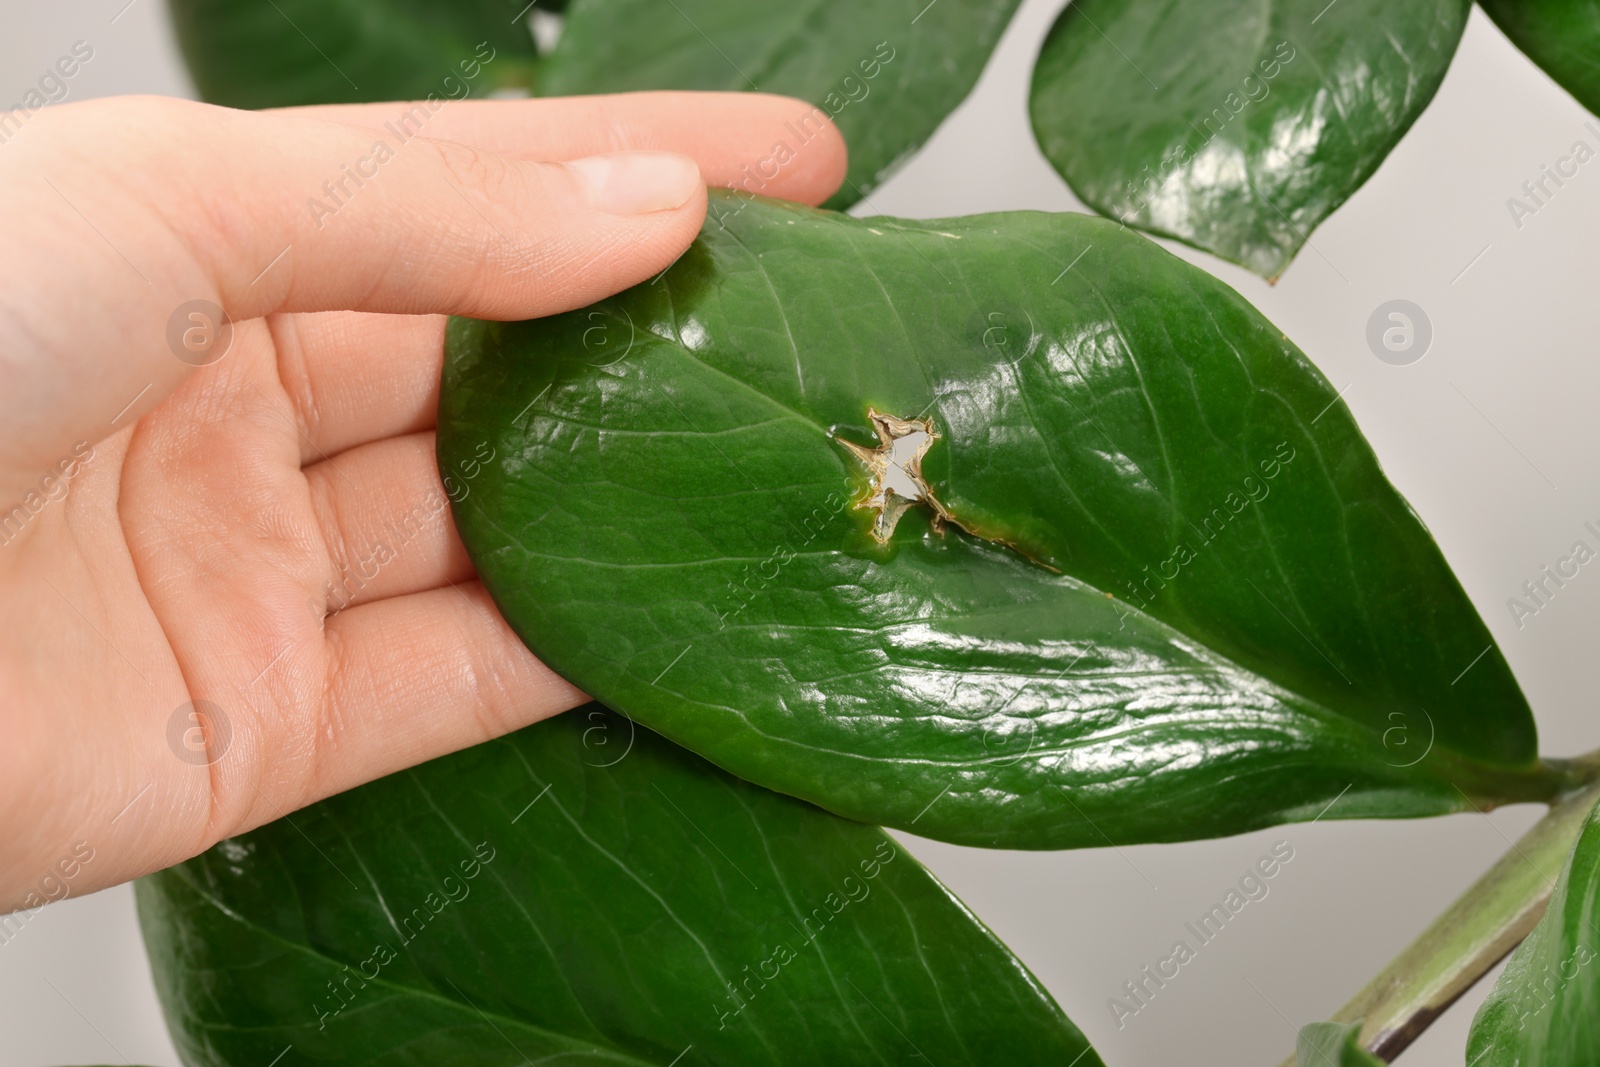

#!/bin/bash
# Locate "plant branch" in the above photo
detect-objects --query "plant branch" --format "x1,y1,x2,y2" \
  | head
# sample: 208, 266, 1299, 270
1275, 752, 1600, 1066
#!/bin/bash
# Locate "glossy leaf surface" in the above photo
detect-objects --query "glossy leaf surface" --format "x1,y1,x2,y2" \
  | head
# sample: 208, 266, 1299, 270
1028, 0, 1471, 277
1467, 793, 1600, 1067
1295, 1021, 1383, 1065
438, 195, 1548, 850
1480, 0, 1600, 119
169, 0, 538, 109
539, 0, 1021, 208
137, 706, 1097, 1065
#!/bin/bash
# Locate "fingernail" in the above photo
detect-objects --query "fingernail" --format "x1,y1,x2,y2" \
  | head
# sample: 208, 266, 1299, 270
565, 152, 702, 215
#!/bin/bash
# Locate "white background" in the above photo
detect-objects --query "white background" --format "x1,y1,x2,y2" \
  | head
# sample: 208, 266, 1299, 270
3, 1, 1599, 1064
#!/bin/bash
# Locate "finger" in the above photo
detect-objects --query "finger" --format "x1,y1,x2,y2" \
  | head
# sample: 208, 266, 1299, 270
74, 97, 711, 320
285, 92, 848, 208
303, 431, 471, 610
272, 311, 444, 461
255, 581, 585, 825
2, 95, 706, 496
262, 93, 847, 459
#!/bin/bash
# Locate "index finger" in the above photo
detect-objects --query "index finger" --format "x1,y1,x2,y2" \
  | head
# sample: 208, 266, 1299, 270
283, 91, 848, 208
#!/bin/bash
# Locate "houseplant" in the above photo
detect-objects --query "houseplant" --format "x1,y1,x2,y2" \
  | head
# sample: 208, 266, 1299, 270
135, 2, 1600, 1063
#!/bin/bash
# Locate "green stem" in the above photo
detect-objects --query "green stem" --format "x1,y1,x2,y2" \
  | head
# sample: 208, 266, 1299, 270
1275, 752, 1600, 1066
1453, 750, 1600, 808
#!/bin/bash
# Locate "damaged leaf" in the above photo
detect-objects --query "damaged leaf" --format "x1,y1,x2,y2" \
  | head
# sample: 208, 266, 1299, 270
137, 707, 1100, 1066
836, 409, 952, 544
438, 195, 1557, 850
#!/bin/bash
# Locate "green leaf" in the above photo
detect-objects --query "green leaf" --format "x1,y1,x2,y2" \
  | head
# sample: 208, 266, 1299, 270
137, 706, 1098, 1065
437, 194, 1555, 850
1480, 0, 1600, 119
169, 0, 539, 109
1028, 0, 1471, 278
539, 0, 1021, 209
1296, 1021, 1384, 1066
1467, 792, 1600, 1067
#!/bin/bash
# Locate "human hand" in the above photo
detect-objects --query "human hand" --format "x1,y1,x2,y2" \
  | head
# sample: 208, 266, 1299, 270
0, 91, 845, 911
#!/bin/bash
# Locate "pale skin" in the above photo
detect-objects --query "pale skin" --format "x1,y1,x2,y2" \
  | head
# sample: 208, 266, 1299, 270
0, 92, 847, 912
